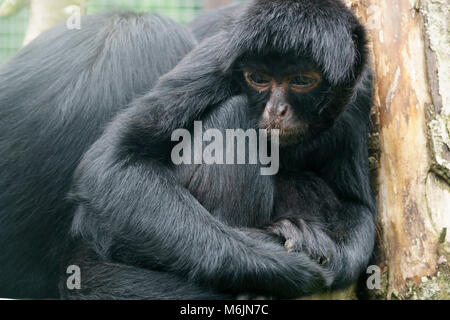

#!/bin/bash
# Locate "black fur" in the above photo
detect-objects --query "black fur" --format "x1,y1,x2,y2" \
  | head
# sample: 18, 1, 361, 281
63, 0, 375, 299
0, 12, 196, 299
188, 2, 241, 41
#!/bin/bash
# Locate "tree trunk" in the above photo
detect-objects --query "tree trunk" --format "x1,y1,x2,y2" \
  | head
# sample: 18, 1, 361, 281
23, 0, 87, 45
344, 0, 449, 300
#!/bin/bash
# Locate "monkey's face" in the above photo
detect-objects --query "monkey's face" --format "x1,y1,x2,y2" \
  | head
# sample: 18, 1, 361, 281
238, 54, 337, 146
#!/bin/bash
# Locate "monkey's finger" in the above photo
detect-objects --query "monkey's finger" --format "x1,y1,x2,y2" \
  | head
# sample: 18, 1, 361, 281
284, 238, 302, 252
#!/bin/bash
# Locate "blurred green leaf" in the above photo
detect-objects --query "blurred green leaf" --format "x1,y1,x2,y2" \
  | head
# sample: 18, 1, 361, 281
0, 0, 28, 18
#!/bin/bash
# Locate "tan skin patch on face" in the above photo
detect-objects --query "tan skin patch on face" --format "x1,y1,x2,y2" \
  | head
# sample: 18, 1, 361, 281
244, 70, 319, 146
244, 70, 322, 93
288, 71, 322, 93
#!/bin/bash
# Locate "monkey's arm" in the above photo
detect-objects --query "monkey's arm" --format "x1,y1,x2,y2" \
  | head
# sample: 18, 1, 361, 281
268, 170, 375, 289
69, 99, 331, 298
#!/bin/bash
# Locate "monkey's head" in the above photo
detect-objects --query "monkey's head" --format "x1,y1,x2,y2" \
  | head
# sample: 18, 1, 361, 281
237, 53, 332, 146
224, 0, 369, 146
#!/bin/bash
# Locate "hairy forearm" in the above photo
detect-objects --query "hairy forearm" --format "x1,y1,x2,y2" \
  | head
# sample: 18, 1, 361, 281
269, 200, 375, 289
327, 200, 375, 288
70, 136, 330, 297
269, 170, 376, 288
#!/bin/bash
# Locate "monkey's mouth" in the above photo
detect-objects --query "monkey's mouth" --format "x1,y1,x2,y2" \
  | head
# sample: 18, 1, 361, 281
259, 123, 309, 146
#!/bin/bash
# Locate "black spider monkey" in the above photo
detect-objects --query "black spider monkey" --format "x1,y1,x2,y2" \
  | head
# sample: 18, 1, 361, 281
62, 0, 375, 299
0, 12, 197, 299
0, 0, 375, 299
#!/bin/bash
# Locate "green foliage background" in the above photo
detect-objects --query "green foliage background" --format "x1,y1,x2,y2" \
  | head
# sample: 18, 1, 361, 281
0, 0, 202, 64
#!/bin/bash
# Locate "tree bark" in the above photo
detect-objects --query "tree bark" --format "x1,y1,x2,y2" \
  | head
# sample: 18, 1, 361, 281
344, 0, 449, 300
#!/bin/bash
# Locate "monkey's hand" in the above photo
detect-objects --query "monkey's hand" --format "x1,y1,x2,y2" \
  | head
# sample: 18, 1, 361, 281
265, 218, 332, 266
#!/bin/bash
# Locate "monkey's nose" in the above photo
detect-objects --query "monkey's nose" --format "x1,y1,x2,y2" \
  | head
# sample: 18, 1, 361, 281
277, 105, 289, 118
263, 104, 292, 125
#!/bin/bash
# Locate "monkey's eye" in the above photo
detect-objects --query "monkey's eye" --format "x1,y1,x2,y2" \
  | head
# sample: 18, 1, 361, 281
244, 71, 271, 89
290, 73, 321, 92
291, 76, 315, 86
